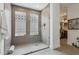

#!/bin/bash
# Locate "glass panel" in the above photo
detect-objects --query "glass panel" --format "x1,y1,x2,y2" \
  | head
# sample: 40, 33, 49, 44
30, 13, 39, 35
15, 11, 26, 36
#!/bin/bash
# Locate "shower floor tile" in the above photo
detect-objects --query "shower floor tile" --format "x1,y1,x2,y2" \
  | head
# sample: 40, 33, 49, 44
11, 42, 48, 55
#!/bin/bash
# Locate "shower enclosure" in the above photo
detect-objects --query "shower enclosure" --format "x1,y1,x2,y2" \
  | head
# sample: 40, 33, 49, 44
4, 3, 50, 55
11, 5, 42, 45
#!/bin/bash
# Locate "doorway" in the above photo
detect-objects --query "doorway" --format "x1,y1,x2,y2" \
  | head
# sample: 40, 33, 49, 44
60, 4, 68, 48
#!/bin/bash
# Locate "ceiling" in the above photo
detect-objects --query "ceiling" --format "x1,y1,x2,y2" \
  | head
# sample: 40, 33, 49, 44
13, 3, 48, 11
60, 3, 74, 15
60, 3, 71, 16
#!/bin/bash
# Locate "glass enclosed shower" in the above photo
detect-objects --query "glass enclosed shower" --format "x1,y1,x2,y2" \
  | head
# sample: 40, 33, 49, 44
3, 3, 50, 55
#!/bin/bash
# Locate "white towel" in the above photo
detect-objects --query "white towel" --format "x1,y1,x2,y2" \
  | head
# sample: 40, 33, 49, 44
8, 45, 15, 54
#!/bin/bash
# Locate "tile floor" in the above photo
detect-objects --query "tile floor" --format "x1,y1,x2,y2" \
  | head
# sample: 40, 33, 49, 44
11, 42, 48, 55
29, 48, 66, 55
10, 38, 79, 55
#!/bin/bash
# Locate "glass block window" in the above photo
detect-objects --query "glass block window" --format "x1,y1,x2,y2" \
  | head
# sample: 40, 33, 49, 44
30, 14, 39, 35
15, 11, 26, 36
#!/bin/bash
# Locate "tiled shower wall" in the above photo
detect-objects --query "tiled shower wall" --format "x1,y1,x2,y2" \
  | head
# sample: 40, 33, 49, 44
41, 4, 50, 45
11, 5, 42, 45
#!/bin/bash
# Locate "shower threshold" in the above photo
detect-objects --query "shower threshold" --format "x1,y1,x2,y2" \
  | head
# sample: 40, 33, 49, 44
11, 42, 48, 55
24, 47, 48, 55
